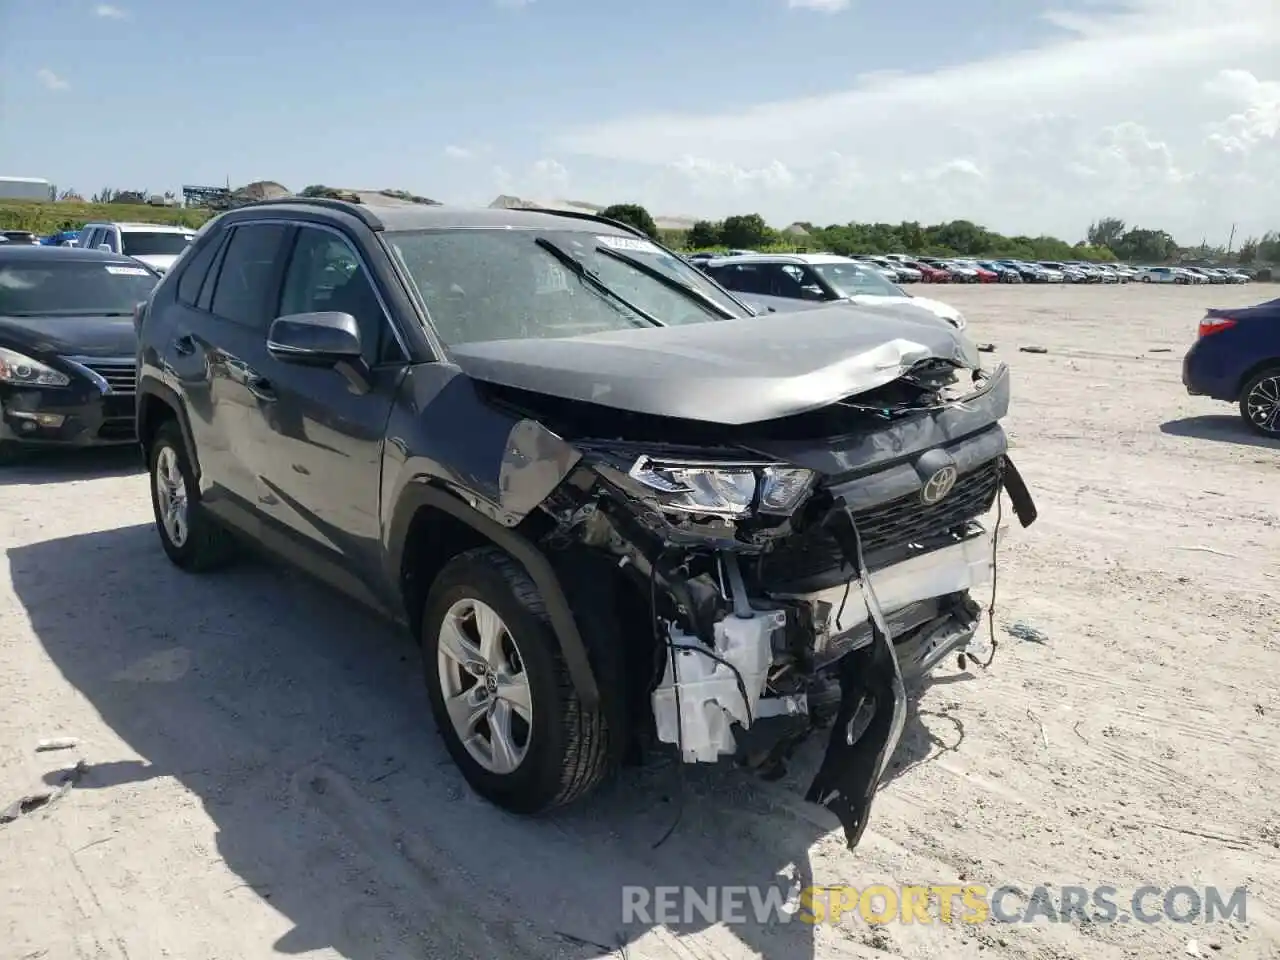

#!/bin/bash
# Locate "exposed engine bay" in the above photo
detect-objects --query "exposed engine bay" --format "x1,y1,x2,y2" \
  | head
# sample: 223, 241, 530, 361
465, 332, 1038, 849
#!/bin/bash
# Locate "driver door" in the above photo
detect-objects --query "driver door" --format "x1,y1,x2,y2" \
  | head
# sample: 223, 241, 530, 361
245, 225, 407, 607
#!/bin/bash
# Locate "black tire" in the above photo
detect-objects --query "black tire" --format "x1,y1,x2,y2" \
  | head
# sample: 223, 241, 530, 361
421, 546, 616, 814
147, 420, 238, 571
1239, 366, 1280, 438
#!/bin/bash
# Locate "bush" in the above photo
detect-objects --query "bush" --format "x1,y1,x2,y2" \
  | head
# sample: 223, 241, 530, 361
0, 199, 211, 234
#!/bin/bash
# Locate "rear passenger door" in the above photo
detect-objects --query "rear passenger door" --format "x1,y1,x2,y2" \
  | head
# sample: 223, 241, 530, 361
167, 221, 292, 527
244, 224, 407, 606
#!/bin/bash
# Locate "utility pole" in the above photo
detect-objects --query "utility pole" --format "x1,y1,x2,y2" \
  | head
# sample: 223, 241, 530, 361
1227, 223, 1236, 255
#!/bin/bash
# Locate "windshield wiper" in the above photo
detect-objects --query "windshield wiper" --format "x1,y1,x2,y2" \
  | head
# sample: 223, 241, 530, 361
593, 244, 740, 320
534, 238, 663, 328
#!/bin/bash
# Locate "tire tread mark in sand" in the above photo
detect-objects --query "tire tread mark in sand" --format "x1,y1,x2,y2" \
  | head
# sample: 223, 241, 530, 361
293, 763, 595, 960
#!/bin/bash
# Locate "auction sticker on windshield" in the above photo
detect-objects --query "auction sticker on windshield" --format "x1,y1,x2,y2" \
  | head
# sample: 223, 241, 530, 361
105, 266, 151, 276
597, 235, 661, 254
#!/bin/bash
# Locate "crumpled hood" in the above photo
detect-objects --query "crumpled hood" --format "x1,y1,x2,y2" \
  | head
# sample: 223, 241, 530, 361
847, 293, 963, 326
449, 305, 979, 425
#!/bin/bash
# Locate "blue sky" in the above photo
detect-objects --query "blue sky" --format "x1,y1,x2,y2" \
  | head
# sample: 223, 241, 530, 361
2, 0, 1277, 244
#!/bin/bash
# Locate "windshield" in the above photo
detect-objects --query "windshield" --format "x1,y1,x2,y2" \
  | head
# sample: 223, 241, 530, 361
0, 259, 157, 316
120, 231, 194, 257
809, 261, 903, 298
384, 228, 750, 346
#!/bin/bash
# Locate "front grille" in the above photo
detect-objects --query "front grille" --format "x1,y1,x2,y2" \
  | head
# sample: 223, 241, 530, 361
763, 458, 1003, 583
76, 359, 136, 394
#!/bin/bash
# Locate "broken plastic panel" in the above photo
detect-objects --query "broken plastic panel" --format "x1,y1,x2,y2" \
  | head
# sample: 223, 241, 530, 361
651, 611, 784, 763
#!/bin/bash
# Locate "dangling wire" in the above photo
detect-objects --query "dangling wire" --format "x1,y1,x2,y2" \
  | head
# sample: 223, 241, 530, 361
971, 466, 1005, 670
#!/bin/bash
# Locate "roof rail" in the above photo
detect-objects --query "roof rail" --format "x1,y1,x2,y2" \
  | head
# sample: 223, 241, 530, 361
519, 206, 650, 240
228, 196, 383, 229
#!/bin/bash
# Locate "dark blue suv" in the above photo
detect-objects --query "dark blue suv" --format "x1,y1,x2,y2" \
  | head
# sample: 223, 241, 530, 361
1182, 296, 1280, 438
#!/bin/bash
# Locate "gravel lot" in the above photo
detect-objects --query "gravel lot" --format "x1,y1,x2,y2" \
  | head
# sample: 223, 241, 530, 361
1, 283, 1277, 960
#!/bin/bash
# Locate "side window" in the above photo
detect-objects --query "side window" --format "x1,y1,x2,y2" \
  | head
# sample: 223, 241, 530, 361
81, 228, 100, 249
716, 265, 767, 295
764, 264, 804, 298
176, 234, 224, 307
278, 227, 393, 365
209, 223, 289, 328
99, 230, 118, 253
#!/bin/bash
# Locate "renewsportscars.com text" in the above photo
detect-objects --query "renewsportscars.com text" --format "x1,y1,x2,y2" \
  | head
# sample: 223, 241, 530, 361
621, 884, 1249, 926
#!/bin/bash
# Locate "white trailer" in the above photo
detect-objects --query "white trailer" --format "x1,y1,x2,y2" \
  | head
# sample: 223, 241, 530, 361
0, 176, 53, 201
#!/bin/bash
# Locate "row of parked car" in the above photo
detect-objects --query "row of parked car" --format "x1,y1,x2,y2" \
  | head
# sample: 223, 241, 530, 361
686, 250, 1255, 286
1, 223, 198, 274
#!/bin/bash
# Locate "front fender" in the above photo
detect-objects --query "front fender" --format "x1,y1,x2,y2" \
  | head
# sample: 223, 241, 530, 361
385, 480, 601, 709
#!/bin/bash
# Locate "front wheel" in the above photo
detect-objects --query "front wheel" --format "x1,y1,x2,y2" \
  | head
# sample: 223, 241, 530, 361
1240, 367, 1280, 438
421, 546, 616, 814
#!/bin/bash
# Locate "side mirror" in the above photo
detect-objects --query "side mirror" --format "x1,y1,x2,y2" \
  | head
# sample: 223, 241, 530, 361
800, 284, 825, 301
267, 311, 362, 367
97, 243, 112, 252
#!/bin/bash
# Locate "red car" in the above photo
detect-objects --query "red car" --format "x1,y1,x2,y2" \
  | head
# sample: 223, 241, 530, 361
969, 264, 999, 283
903, 259, 951, 283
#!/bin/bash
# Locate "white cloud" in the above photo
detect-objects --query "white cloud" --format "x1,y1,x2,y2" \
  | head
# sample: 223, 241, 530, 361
492, 158, 570, 200
444, 145, 473, 159
548, 0, 1280, 240
94, 4, 127, 17
1204, 70, 1280, 153
36, 68, 69, 91
788, 0, 851, 11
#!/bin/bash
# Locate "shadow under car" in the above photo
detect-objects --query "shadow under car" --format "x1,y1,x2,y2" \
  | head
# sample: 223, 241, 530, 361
9, 522, 961, 960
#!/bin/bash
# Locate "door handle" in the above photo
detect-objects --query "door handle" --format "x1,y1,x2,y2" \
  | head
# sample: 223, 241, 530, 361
173, 334, 196, 356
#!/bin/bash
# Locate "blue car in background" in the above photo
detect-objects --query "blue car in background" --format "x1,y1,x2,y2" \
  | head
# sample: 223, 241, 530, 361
1182, 296, 1280, 438
42, 230, 81, 246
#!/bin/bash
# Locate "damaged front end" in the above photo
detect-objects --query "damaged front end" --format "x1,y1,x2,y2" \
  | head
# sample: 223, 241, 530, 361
486, 347, 1037, 849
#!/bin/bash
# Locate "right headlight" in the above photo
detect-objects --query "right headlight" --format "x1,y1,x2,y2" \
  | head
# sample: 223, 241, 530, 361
0, 347, 71, 387
627, 456, 816, 518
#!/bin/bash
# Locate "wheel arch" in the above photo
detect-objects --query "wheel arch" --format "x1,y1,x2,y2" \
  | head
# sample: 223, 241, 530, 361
136, 379, 202, 481
1234, 357, 1280, 402
390, 482, 601, 710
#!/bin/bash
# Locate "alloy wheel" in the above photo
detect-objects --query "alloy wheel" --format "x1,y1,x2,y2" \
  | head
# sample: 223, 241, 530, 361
437, 598, 533, 775
1245, 375, 1280, 435
154, 446, 189, 548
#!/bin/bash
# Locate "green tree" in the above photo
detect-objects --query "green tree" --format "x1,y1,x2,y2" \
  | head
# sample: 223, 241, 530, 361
1257, 231, 1280, 263
687, 220, 721, 248
1111, 227, 1178, 262
1087, 217, 1126, 249
599, 203, 659, 239
719, 213, 773, 249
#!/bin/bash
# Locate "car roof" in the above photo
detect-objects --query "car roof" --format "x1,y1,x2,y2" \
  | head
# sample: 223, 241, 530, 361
0, 245, 153, 265
83, 221, 197, 233
703, 253, 860, 267
221, 199, 644, 238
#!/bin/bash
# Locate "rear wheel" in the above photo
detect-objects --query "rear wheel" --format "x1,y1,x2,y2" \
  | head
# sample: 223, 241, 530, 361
148, 421, 238, 571
1240, 367, 1280, 438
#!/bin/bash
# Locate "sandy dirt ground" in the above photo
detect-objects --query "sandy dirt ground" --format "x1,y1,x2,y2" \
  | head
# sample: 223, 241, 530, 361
1, 282, 1277, 960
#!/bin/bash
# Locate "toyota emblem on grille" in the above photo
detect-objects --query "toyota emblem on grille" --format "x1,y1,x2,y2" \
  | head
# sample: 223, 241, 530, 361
921, 465, 958, 504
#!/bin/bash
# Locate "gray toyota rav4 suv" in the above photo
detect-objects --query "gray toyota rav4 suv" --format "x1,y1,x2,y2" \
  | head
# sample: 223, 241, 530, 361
134, 197, 1036, 848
